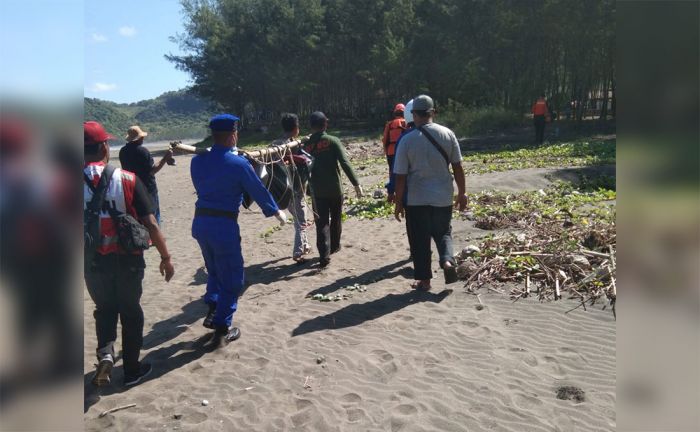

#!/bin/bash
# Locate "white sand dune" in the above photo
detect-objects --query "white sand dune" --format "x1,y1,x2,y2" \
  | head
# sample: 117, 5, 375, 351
84, 153, 615, 431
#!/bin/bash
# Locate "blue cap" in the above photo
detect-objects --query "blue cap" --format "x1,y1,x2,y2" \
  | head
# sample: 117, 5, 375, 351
209, 114, 240, 131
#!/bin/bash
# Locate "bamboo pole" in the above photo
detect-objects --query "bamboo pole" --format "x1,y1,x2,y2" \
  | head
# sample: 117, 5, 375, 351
170, 135, 310, 159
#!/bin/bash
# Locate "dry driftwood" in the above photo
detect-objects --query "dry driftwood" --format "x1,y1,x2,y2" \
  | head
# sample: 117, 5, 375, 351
170, 135, 310, 159
458, 220, 616, 314
99, 403, 136, 418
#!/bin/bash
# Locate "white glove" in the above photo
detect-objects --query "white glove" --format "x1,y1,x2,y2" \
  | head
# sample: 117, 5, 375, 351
354, 185, 364, 198
275, 210, 288, 226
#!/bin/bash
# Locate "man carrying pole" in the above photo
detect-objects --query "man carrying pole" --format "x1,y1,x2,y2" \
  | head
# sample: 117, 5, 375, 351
190, 114, 287, 346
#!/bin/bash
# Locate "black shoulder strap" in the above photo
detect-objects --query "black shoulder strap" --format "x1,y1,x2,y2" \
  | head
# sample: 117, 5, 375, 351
84, 165, 116, 213
417, 125, 450, 166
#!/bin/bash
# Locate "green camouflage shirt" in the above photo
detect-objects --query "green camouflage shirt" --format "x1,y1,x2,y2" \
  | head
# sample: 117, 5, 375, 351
303, 131, 359, 198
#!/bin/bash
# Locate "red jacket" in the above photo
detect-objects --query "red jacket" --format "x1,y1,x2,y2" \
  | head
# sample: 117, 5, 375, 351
532, 99, 550, 116
382, 117, 406, 156
84, 162, 141, 255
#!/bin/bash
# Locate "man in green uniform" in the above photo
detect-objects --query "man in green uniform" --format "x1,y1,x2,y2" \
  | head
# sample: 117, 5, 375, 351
304, 112, 362, 268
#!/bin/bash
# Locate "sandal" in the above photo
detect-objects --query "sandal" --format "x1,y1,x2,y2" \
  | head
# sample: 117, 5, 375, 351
443, 264, 458, 284
410, 281, 431, 291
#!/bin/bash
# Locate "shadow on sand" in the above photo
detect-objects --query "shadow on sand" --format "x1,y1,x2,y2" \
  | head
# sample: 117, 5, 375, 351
292, 289, 452, 337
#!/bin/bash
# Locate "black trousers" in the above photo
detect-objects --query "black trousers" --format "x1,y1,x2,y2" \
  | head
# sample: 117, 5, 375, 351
84, 254, 145, 376
405, 205, 454, 280
312, 196, 343, 261
534, 115, 546, 143
386, 154, 395, 173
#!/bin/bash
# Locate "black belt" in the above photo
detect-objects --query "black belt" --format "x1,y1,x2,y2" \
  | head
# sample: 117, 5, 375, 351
195, 208, 239, 221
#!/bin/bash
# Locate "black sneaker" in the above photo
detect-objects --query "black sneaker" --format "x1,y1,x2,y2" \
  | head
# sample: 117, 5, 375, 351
203, 303, 217, 329
123, 363, 152, 387
92, 356, 114, 387
319, 258, 330, 268
212, 326, 241, 346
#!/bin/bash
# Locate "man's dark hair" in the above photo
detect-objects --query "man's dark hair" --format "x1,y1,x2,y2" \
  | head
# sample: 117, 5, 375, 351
540, 93, 546, 98
212, 130, 234, 143
84, 142, 104, 160
281, 113, 299, 133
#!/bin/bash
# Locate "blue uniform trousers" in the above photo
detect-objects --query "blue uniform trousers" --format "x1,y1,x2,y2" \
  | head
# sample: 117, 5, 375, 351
192, 216, 244, 328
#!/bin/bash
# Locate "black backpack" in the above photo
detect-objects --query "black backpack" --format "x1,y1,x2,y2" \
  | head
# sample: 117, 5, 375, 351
84, 166, 150, 268
84, 165, 115, 269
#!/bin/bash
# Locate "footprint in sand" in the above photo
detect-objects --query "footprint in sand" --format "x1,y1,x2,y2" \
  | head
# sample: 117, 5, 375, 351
291, 411, 311, 428
371, 349, 394, 363
390, 417, 406, 432
461, 320, 480, 328
513, 392, 543, 409
520, 352, 539, 367
253, 357, 270, 368
295, 398, 313, 410
180, 411, 207, 425
340, 393, 362, 404
543, 355, 567, 376
346, 407, 367, 422
393, 404, 418, 415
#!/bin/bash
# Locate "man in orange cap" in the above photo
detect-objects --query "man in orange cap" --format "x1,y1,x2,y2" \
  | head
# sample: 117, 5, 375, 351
382, 103, 407, 174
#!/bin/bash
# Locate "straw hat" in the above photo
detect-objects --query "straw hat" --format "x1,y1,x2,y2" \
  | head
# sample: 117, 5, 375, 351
125, 125, 148, 142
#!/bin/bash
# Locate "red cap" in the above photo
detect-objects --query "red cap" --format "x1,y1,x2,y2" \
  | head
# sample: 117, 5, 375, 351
84, 121, 114, 145
393, 103, 406, 112
0, 116, 31, 156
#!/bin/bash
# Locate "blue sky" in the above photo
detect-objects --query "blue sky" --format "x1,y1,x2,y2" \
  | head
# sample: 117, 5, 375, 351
1, 1, 84, 101
0, 1, 191, 104
84, 0, 191, 103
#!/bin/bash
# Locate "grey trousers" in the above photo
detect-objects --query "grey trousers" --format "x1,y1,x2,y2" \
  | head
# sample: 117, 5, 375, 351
289, 188, 310, 258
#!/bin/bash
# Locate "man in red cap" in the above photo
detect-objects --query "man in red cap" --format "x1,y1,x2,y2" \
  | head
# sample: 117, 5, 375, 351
83, 121, 175, 387
382, 103, 407, 175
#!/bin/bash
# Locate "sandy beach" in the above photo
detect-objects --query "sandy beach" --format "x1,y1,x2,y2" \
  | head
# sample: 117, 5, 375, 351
84, 141, 616, 431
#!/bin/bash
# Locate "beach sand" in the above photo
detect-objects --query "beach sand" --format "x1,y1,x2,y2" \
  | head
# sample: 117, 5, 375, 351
84, 146, 615, 431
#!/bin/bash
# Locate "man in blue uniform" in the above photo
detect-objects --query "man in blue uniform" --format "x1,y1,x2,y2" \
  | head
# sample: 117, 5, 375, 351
191, 114, 287, 345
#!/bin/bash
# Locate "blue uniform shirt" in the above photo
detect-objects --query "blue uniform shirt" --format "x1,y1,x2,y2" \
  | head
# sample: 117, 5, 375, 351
191, 143, 279, 216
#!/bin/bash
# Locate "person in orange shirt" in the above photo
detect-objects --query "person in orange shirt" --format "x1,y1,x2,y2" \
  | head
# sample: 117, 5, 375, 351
531, 94, 550, 144
382, 103, 407, 173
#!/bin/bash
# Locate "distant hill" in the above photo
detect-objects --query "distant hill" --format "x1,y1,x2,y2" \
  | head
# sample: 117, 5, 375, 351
84, 89, 219, 142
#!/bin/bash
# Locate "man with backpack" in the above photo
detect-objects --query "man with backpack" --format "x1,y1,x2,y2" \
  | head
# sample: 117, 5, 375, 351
392, 95, 468, 291
84, 121, 175, 387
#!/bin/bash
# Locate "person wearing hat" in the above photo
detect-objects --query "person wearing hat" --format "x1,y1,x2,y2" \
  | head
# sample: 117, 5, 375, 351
386, 98, 415, 204
191, 114, 288, 345
84, 121, 175, 387
119, 125, 174, 224
303, 111, 362, 268
382, 103, 407, 173
392, 95, 468, 291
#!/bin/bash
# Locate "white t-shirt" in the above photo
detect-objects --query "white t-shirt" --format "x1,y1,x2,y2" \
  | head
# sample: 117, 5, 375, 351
393, 122, 461, 207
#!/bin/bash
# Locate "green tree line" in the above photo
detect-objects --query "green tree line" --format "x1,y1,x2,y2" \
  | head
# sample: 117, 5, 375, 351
168, 0, 614, 123
84, 89, 219, 141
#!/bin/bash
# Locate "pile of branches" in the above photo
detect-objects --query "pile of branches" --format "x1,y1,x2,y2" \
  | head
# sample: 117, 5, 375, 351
457, 220, 616, 317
